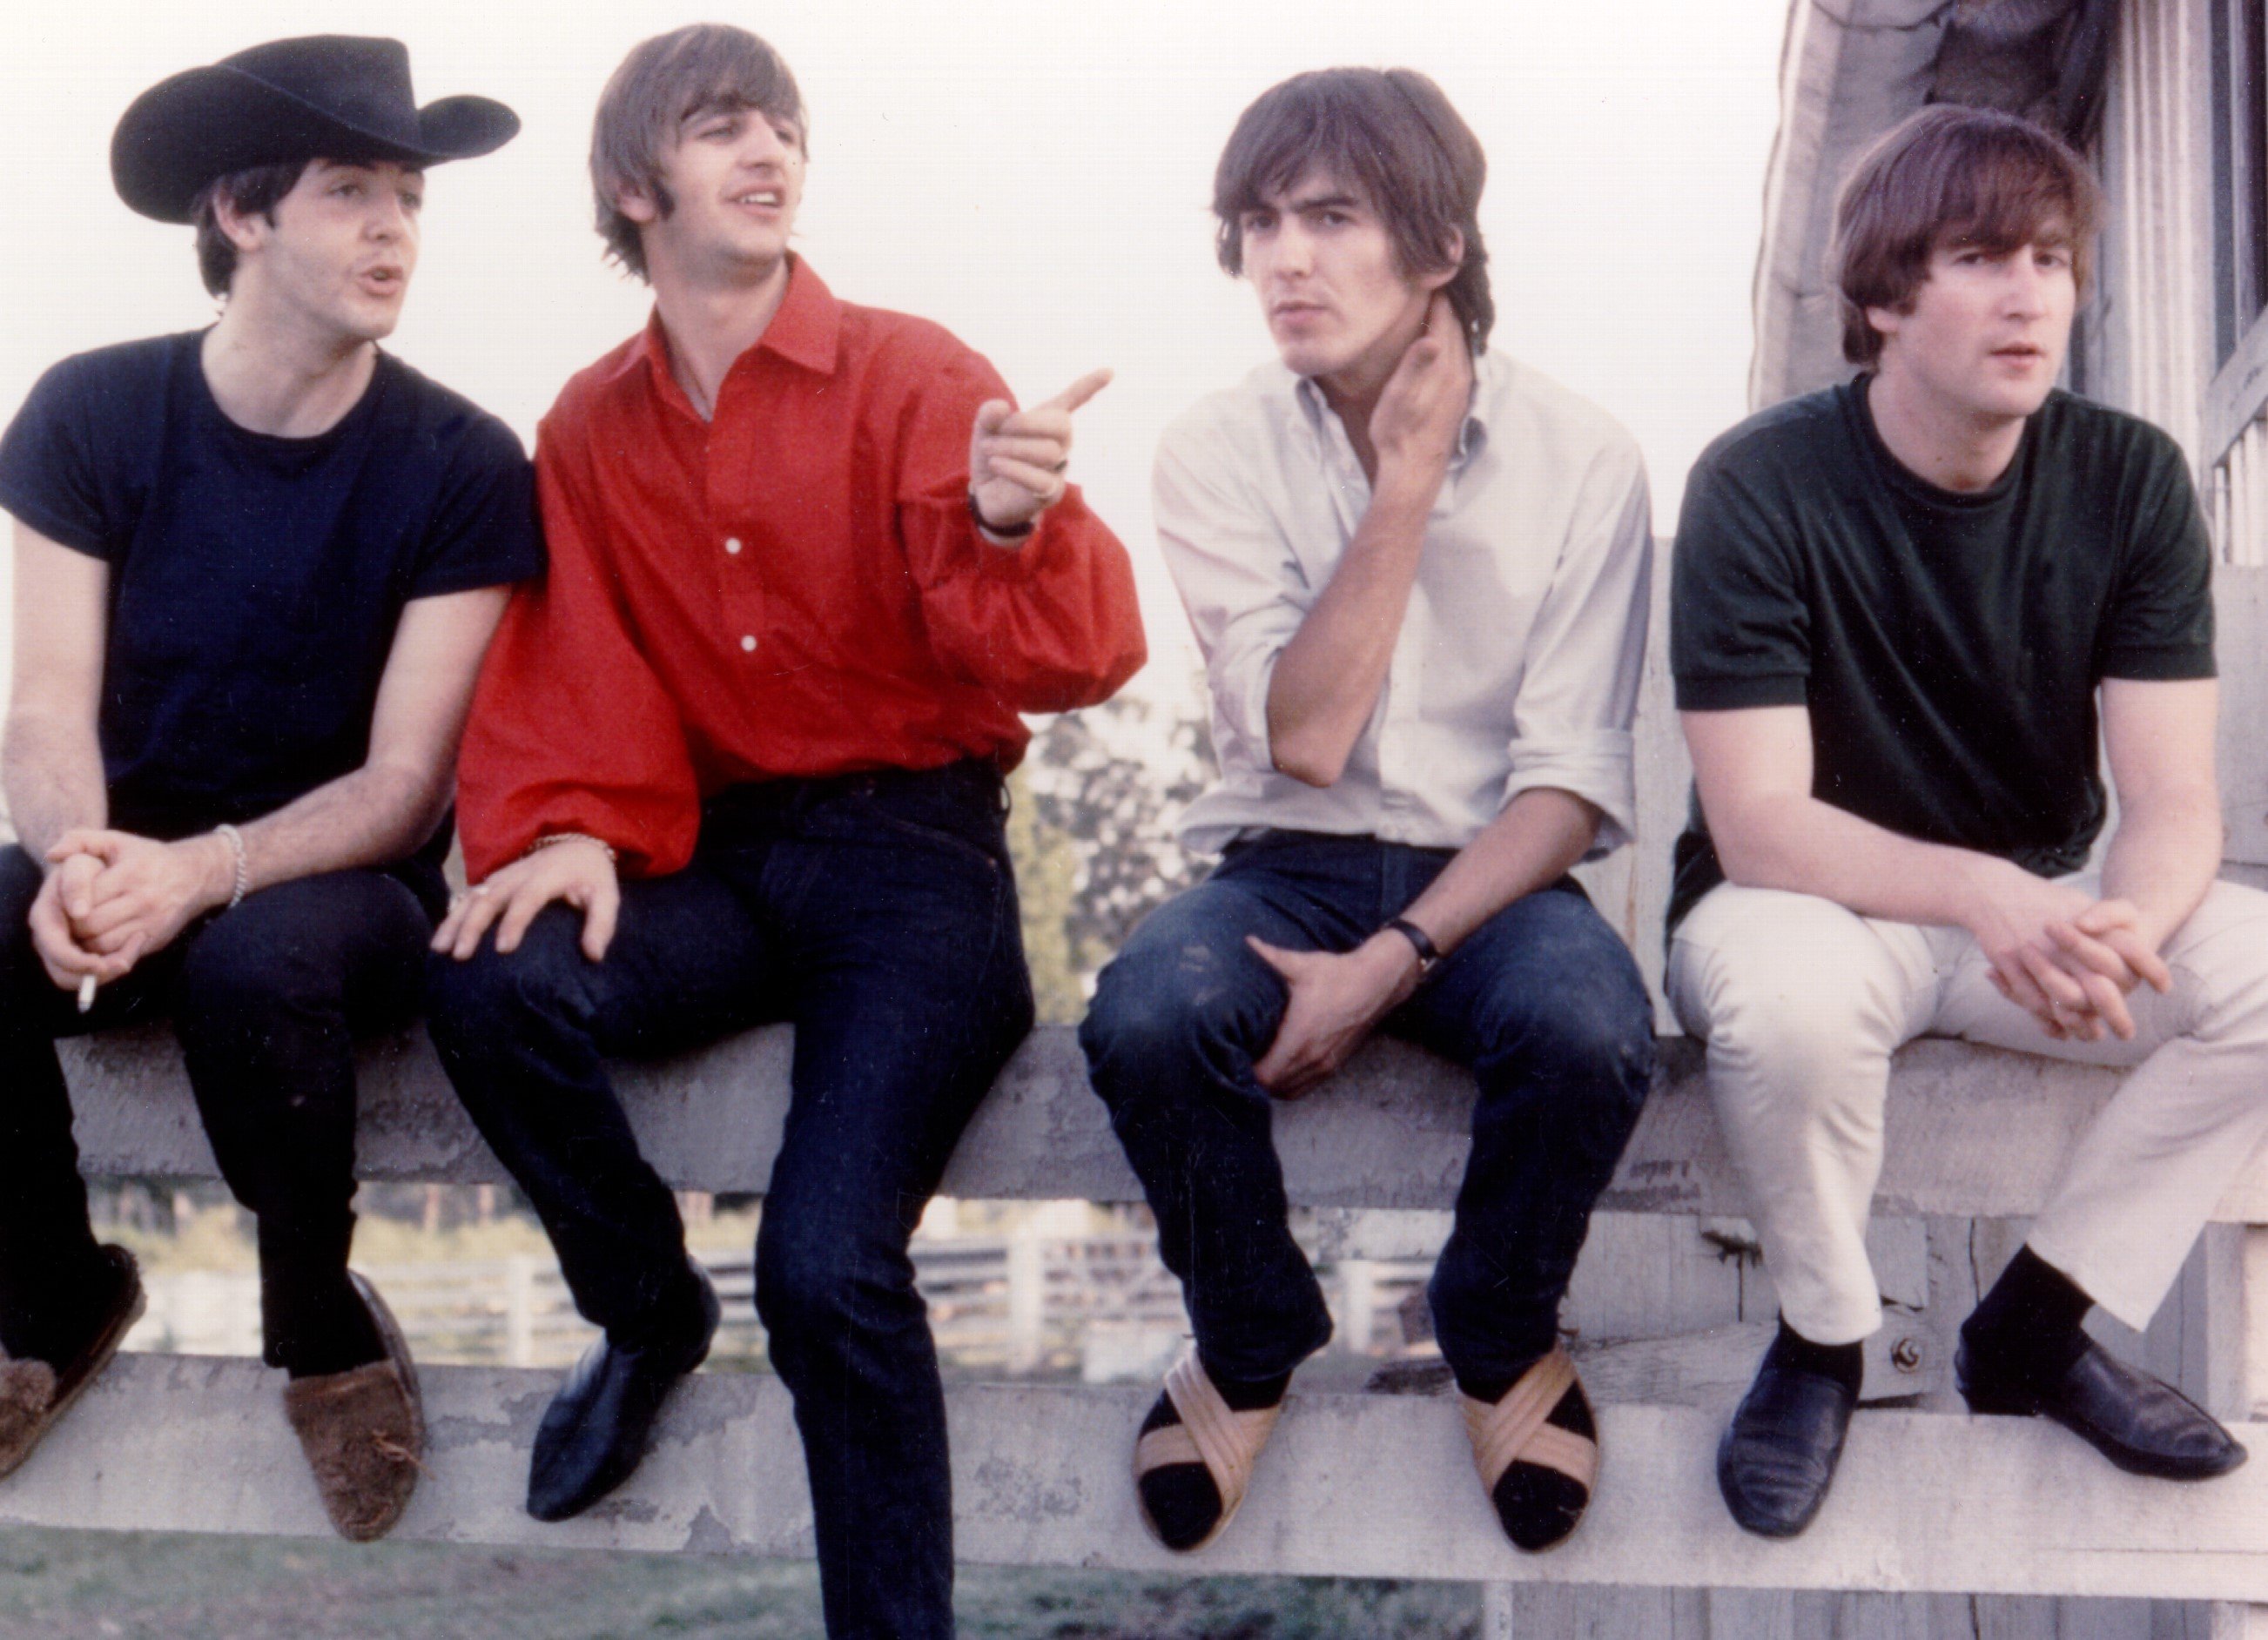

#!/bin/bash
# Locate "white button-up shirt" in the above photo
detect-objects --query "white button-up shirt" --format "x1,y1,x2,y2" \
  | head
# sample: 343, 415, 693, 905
1155, 350, 1652, 857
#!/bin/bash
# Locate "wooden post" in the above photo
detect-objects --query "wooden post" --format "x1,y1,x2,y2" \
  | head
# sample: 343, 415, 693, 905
505, 1254, 535, 1368
1006, 1221, 1046, 1375
1339, 1260, 1378, 1355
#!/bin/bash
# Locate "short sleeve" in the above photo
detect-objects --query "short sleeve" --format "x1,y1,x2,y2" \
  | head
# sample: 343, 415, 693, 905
405, 411, 544, 600
2097, 431, 2215, 682
1669, 442, 1812, 712
0, 354, 120, 559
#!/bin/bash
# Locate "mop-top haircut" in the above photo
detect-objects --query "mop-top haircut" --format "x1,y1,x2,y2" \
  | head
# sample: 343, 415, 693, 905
590, 24, 806, 281
1213, 67, 1495, 355
1830, 104, 2101, 366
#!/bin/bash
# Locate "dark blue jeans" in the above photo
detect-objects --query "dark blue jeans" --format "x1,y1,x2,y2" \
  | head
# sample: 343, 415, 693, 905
1080, 830, 1654, 1388
425, 763, 1033, 1640
0, 844, 439, 1373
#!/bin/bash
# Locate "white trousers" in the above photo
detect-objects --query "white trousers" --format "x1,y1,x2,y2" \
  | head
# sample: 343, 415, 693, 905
1666, 874, 2268, 1344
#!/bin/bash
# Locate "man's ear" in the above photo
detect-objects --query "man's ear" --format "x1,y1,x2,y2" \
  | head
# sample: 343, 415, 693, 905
211, 187, 269, 256
615, 183, 662, 227
1418, 226, 1466, 294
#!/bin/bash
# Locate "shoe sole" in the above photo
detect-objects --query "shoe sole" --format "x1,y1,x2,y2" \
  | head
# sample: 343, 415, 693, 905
0, 1246, 147, 1482
1959, 1380, 2248, 1482
341, 1271, 426, 1542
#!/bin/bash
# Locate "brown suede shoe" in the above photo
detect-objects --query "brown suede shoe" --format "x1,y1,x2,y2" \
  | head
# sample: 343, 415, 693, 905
282, 1274, 425, 1543
0, 1244, 145, 1481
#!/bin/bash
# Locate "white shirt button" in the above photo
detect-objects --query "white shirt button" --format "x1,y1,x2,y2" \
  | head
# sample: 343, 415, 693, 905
724, 537, 743, 555
740, 635, 757, 653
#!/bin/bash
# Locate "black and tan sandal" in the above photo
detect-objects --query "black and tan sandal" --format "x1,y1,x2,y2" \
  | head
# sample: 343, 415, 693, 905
1460, 1348, 1598, 1552
1133, 1351, 1284, 1552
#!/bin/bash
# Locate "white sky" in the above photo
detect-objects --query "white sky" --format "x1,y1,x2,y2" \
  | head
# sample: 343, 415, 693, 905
0, 0, 1788, 698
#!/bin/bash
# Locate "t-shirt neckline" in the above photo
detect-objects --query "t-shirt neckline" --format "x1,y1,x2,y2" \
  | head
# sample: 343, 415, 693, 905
183, 326, 389, 457
1847, 371, 2035, 514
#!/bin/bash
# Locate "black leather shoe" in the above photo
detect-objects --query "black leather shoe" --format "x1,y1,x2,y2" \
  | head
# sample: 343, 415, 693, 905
527, 1264, 720, 1522
1717, 1354, 1857, 1538
1957, 1336, 2247, 1481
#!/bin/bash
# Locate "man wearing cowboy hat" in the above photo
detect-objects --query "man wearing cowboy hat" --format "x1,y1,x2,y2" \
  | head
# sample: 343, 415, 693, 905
0, 36, 538, 1541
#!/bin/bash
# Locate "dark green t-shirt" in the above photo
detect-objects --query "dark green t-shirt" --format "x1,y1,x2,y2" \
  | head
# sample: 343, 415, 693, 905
1666, 376, 2214, 934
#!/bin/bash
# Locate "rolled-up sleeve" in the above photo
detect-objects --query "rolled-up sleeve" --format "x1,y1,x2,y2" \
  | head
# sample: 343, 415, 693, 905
1501, 435, 1652, 855
1151, 413, 1308, 779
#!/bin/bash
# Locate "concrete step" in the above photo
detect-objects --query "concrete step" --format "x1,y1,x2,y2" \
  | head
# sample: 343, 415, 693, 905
57, 1023, 2268, 1224
3, 1352, 2265, 1599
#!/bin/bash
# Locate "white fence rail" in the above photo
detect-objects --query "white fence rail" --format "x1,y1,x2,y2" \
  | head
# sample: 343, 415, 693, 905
126, 1231, 1421, 1379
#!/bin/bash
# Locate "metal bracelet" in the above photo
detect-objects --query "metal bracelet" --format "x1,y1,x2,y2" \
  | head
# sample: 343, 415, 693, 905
522, 831, 618, 864
213, 823, 249, 910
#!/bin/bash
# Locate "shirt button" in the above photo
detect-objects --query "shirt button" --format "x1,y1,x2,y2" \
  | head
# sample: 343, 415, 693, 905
740, 635, 758, 653
724, 537, 743, 555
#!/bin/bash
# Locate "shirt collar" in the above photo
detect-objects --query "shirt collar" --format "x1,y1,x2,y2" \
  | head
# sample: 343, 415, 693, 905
635, 255, 844, 396
1286, 352, 1491, 466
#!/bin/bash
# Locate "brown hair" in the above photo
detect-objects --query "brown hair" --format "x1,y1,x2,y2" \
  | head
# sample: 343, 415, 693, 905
1830, 104, 2101, 366
1213, 68, 1493, 355
190, 161, 308, 298
590, 24, 806, 281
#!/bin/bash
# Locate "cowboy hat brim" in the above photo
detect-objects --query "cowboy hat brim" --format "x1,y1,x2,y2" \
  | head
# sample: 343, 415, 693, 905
112, 64, 519, 224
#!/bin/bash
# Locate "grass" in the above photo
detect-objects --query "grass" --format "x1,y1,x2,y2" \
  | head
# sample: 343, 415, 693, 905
0, 1529, 1484, 1639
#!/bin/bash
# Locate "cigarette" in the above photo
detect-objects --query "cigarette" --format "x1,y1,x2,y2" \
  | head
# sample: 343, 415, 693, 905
76, 974, 96, 1013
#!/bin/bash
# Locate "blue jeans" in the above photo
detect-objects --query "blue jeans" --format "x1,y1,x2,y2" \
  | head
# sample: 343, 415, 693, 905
1080, 830, 1654, 1387
426, 763, 1031, 1640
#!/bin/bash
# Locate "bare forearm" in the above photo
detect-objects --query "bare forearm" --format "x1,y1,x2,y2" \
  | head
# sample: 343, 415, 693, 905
234, 761, 448, 895
2098, 785, 2221, 949
1264, 469, 1438, 786
3, 713, 106, 860
1710, 792, 2010, 931
1398, 788, 1602, 952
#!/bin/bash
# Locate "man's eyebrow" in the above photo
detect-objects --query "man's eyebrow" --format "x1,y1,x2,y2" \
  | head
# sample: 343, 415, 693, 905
1247, 190, 1363, 217
680, 98, 798, 133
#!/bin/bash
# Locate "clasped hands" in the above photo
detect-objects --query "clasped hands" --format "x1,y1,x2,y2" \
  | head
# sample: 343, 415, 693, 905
966, 367, 1112, 537
1972, 870, 2172, 1042
30, 828, 235, 991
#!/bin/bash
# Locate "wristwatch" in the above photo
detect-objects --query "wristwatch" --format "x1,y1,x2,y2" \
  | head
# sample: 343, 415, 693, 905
1384, 916, 1442, 977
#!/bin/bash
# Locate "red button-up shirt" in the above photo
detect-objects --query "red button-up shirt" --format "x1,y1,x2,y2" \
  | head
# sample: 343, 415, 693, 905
456, 261, 1146, 881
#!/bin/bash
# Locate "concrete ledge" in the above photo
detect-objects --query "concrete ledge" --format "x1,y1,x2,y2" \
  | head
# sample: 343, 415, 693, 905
57, 1024, 2268, 1223
5, 1352, 2267, 1598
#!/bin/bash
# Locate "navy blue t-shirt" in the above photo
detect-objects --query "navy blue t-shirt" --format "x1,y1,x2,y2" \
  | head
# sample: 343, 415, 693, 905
0, 331, 541, 862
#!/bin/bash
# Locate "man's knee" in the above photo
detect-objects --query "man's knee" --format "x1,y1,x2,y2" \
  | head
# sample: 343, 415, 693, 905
1080, 915, 1274, 1113
2162, 883, 2268, 1038
1672, 891, 1918, 1084
0, 847, 55, 999
753, 1203, 912, 1345
1470, 911, 1656, 1096
425, 904, 600, 1054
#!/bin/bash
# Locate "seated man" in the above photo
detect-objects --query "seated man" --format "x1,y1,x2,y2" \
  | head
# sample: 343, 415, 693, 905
423, 25, 1143, 1639
1080, 68, 1657, 1556
0, 37, 533, 1540
1671, 104, 2268, 1540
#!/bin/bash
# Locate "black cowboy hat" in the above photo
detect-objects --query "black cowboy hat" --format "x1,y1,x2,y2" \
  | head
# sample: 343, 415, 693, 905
111, 36, 519, 224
